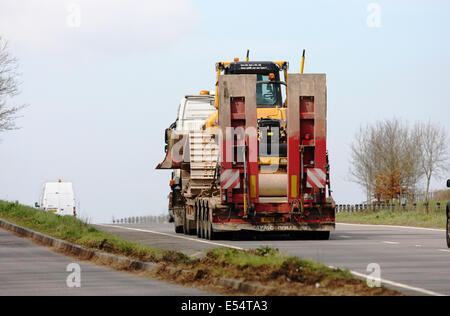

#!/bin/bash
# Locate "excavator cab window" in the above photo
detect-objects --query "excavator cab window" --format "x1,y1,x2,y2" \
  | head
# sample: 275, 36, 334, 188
256, 74, 278, 107
224, 61, 284, 108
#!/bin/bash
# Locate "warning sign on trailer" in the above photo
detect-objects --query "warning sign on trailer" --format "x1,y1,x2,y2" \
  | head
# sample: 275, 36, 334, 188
306, 168, 326, 189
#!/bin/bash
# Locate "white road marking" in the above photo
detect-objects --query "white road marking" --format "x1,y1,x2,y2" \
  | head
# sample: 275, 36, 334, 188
338, 222, 445, 232
438, 249, 450, 253
349, 270, 446, 296
98, 224, 244, 250
382, 241, 399, 245
338, 235, 351, 238
415, 245, 422, 247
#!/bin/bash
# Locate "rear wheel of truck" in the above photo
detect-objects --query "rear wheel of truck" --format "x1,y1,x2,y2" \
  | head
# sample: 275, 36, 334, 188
206, 213, 214, 240
196, 207, 201, 238
205, 220, 210, 240
202, 208, 208, 239
204, 208, 210, 240
174, 210, 184, 234
183, 212, 189, 235
175, 224, 184, 234
199, 207, 205, 239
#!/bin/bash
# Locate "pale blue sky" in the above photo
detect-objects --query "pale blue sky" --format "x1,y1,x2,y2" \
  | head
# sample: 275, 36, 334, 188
0, 0, 449, 222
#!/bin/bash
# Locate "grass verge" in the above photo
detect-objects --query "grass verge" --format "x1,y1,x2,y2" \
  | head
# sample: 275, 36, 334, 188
337, 206, 447, 229
0, 200, 189, 263
0, 200, 400, 295
162, 247, 400, 295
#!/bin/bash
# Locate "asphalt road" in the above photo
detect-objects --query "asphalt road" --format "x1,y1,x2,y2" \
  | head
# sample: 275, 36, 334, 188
0, 228, 210, 296
97, 222, 450, 296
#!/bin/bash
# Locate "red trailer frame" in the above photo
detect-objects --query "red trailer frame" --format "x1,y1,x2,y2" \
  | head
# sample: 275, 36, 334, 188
193, 74, 335, 238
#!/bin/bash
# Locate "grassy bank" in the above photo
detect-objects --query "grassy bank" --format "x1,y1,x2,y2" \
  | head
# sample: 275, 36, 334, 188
337, 205, 447, 229
0, 200, 400, 295
160, 247, 400, 296
0, 200, 189, 263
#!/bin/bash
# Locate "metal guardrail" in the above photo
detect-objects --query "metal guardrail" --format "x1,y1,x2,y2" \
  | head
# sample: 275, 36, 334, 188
336, 202, 445, 213
112, 215, 169, 224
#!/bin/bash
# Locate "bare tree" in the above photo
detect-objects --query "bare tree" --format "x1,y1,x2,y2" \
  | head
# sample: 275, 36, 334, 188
349, 125, 376, 204
350, 119, 423, 204
0, 36, 25, 133
415, 121, 449, 210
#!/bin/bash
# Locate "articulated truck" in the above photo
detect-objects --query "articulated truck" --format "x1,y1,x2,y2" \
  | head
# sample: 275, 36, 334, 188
157, 53, 335, 240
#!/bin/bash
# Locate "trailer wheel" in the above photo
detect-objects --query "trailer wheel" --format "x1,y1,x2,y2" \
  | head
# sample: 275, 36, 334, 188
175, 224, 183, 234
207, 221, 217, 240
205, 218, 210, 240
206, 205, 217, 240
206, 216, 212, 240
196, 204, 201, 238
183, 212, 189, 235
174, 209, 184, 234
204, 204, 211, 240
199, 204, 204, 239
201, 206, 206, 239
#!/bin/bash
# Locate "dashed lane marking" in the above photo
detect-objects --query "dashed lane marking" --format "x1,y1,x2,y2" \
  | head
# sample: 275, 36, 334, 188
382, 241, 400, 245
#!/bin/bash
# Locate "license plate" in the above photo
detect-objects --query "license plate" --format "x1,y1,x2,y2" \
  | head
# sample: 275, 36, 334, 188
260, 217, 285, 223
48, 209, 58, 213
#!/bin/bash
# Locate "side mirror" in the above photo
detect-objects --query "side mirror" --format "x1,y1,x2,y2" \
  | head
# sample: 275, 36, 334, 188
34, 202, 40, 208
447, 179, 450, 188
164, 128, 170, 144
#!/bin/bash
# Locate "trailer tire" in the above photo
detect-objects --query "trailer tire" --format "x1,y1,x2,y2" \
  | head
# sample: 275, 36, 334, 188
199, 204, 204, 239
207, 221, 217, 240
206, 205, 217, 240
175, 225, 184, 234
201, 207, 206, 239
183, 212, 189, 235
204, 205, 211, 240
206, 218, 212, 240
205, 219, 210, 240
196, 204, 201, 238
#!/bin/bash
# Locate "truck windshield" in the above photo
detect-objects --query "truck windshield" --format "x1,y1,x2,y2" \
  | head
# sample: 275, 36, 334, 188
256, 74, 278, 107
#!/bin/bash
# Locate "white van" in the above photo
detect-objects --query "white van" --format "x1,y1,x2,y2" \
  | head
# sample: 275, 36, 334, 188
38, 180, 76, 216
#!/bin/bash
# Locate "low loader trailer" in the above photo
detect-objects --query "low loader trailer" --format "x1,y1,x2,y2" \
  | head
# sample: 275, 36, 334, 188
157, 54, 335, 240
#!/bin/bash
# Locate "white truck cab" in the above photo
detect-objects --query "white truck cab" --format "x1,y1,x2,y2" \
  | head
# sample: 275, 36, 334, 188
166, 92, 216, 227
176, 93, 216, 131
37, 180, 76, 216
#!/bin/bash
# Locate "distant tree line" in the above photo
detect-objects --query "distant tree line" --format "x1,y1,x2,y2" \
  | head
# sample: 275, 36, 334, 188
349, 118, 449, 209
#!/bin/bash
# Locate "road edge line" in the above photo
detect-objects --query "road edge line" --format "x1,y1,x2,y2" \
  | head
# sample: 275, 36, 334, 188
348, 270, 446, 297
98, 224, 244, 250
